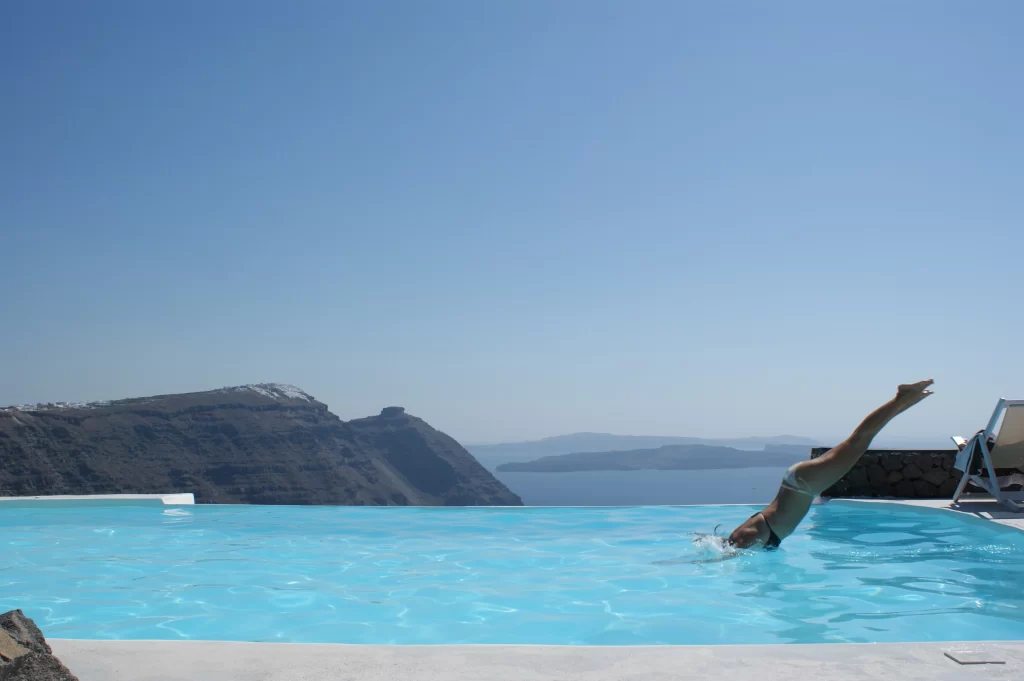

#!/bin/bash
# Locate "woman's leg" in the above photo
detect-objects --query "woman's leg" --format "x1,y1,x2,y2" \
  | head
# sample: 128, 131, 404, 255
792, 441, 874, 494
793, 380, 934, 494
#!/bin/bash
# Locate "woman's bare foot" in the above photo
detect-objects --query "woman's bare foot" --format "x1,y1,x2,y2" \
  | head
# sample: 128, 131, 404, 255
897, 379, 934, 408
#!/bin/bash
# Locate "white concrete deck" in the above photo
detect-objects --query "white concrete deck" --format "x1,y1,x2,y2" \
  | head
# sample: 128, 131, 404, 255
49, 639, 1024, 681
0, 493, 194, 506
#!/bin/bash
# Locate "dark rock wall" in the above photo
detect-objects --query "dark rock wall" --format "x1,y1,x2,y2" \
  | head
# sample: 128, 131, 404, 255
811, 448, 966, 498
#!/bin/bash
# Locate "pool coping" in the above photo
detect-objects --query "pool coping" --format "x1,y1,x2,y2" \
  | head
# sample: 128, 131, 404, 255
0, 493, 195, 506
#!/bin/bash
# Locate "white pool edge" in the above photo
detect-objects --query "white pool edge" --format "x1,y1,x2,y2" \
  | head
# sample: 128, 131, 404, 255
0, 493, 195, 506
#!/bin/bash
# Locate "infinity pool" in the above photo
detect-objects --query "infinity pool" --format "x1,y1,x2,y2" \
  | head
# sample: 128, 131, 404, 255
2, 502, 1023, 644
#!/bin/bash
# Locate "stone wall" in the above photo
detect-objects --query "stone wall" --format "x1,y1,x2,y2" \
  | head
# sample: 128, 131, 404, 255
810, 448, 963, 499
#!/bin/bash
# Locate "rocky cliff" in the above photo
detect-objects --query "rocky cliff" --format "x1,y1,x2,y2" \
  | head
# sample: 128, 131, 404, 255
0, 384, 521, 506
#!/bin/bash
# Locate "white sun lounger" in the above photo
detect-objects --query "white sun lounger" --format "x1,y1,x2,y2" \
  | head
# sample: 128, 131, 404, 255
951, 399, 1024, 511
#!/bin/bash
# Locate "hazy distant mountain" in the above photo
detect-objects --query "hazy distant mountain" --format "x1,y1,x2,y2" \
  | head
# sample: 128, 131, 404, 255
468, 432, 820, 469
760, 443, 819, 456
496, 444, 809, 473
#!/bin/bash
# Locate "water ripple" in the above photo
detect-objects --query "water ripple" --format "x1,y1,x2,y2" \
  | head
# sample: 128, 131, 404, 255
2, 502, 1024, 644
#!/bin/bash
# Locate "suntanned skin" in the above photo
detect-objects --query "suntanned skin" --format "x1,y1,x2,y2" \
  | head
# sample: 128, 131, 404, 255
726, 380, 935, 550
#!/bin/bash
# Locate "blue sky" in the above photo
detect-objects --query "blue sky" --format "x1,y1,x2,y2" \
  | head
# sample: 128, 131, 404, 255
2, 1, 1021, 444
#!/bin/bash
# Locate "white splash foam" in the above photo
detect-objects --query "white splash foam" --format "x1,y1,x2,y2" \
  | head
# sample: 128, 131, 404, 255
691, 534, 736, 557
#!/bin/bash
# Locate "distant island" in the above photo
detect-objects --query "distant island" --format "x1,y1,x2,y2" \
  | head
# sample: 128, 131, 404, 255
469, 432, 820, 470
0, 384, 522, 506
495, 444, 810, 473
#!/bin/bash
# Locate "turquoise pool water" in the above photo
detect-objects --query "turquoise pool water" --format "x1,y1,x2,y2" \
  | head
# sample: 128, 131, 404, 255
2, 502, 1024, 645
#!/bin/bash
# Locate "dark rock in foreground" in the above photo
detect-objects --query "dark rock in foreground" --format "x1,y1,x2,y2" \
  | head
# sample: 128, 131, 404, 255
0, 610, 50, 656
0, 652, 79, 681
0, 610, 78, 681
0, 384, 521, 506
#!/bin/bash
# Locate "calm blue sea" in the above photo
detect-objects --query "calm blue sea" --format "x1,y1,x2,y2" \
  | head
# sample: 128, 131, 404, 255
493, 467, 790, 506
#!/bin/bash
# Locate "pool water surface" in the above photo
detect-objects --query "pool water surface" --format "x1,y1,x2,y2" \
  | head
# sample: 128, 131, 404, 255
2, 502, 1023, 644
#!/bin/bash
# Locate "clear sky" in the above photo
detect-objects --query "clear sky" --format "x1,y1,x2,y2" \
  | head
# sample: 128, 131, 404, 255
2, 1, 1021, 444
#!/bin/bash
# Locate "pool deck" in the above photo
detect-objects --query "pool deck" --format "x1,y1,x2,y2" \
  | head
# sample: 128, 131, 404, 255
34, 496, 1024, 681
49, 639, 1024, 681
